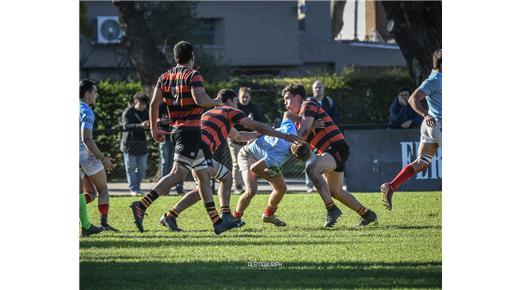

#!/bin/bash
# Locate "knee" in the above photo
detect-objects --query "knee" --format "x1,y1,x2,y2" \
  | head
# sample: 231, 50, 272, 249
413, 154, 433, 172
305, 166, 319, 180
243, 188, 257, 200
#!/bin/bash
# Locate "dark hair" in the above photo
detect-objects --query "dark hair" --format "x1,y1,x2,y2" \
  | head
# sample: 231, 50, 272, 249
133, 92, 149, 104
291, 142, 311, 161
281, 83, 306, 99
174, 41, 194, 64
433, 49, 442, 70
80, 79, 96, 99
218, 89, 238, 103
397, 86, 411, 94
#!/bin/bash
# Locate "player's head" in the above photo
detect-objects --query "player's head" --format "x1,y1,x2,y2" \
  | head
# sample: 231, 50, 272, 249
397, 86, 410, 105
433, 48, 442, 71
218, 89, 238, 108
238, 87, 251, 105
80, 79, 98, 105
282, 83, 306, 113
174, 41, 195, 66
312, 80, 325, 99
290, 141, 311, 162
133, 92, 149, 111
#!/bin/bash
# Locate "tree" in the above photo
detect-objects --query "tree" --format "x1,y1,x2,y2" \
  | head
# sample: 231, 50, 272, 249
381, 1, 442, 83
113, 1, 229, 93
113, 1, 169, 94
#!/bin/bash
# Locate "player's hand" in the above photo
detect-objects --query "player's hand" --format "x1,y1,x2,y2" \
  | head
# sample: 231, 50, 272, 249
101, 156, 115, 172
424, 115, 436, 128
401, 120, 412, 128
141, 120, 150, 128
213, 97, 224, 107
311, 119, 325, 130
151, 128, 168, 143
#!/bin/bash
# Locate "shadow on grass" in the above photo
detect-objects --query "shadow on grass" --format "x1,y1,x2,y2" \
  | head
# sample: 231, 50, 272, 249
80, 260, 441, 289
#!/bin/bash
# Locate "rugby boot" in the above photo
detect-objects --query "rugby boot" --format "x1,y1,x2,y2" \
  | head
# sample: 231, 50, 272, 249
380, 182, 395, 210
324, 206, 342, 228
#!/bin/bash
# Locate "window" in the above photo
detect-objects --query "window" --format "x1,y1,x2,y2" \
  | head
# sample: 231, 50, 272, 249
192, 19, 216, 45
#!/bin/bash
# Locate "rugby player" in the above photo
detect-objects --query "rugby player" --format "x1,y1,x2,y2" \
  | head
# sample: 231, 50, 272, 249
283, 83, 377, 228
79, 79, 118, 232
233, 112, 313, 227
130, 41, 223, 232
380, 49, 442, 210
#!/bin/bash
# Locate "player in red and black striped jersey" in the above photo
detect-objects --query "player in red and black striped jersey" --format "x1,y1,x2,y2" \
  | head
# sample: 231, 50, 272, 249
130, 41, 223, 233
282, 83, 378, 228
160, 89, 302, 234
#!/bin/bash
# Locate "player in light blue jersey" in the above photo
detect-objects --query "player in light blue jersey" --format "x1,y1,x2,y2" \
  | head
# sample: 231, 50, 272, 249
381, 49, 442, 210
79, 80, 118, 232
233, 112, 313, 226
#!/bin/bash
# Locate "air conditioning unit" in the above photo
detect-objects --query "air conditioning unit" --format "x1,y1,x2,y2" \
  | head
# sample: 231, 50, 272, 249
96, 16, 123, 44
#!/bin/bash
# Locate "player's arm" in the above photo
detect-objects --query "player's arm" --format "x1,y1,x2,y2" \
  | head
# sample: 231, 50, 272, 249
298, 115, 314, 140
408, 89, 436, 127
81, 127, 114, 171
149, 82, 169, 143
192, 87, 223, 108
228, 127, 261, 143
238, 118, 301, 143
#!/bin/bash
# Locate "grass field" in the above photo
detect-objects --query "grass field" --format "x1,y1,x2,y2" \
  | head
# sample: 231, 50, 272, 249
80, 191, 441, 289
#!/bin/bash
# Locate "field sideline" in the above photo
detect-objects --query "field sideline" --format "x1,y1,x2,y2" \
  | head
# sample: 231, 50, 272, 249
80, 191, 441, 289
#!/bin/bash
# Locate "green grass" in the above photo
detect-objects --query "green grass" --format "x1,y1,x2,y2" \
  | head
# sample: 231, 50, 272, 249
80, 191, 441, 289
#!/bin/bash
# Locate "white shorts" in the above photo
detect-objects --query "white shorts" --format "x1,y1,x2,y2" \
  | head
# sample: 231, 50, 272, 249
237, 144, 265, 172
80, 150, 104, 178
420, 119, 442, 147
191, 159, 229, 184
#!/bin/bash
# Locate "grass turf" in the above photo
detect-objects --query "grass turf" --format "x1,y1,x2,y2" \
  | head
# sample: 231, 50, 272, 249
80, 191, 441, 289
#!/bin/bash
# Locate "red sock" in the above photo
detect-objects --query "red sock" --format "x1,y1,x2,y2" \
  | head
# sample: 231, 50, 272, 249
263, 205, 277, 217
389, 164, 416, 190
233, 211, 243, 218
98, 204, 109, 216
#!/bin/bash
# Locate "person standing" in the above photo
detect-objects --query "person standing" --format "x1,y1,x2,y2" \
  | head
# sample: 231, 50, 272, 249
227, 87, 267, 194
130, 40, 223, 233
121, 92, 150, 196
79, 79, 118, 232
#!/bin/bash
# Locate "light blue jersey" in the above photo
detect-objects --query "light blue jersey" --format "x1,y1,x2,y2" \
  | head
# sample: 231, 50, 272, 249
80, 101, 95, 152
418, 69, 442, 120
248, 118, 297, 168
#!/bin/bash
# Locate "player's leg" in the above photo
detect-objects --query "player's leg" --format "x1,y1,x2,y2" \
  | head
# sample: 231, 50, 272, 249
82, 176, 96, 203
87, 169, 119, 232
79, 172, 103, 237
306, 153, 344, 227
325, 171, 377, 226
381, 120, 441, 210
249, 159, 287, 226
193, 164, 239, 234
234, 147, 258, 219
210, 160, 233, 220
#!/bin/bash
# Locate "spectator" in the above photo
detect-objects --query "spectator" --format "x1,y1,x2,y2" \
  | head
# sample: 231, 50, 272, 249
227, 87, 268, 194
388, 86, 422, 129
158, 102, 184, 194
120, 92, 150, 195
305, 80, 343, 192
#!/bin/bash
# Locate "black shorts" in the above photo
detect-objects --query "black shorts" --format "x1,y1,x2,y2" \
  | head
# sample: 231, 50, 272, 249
324, 141, 350, 172
170, 129, 201, 169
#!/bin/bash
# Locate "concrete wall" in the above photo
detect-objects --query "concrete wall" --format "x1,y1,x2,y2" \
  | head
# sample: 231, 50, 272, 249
196, 1, 301, 66
344, 129, 442, 192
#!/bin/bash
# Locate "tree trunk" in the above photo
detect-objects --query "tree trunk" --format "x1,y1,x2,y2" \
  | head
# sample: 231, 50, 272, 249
113, 1, 169, 90
331, 0, 347, 39
382, 1, 442, 84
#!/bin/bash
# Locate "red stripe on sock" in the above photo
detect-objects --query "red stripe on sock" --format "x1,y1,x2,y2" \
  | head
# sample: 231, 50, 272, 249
263, 206, 277, 216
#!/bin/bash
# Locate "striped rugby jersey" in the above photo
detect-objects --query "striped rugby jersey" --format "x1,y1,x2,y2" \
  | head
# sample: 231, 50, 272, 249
201, 106, 247, 154
158, 66, 204, 130
299, 98, 346, 154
